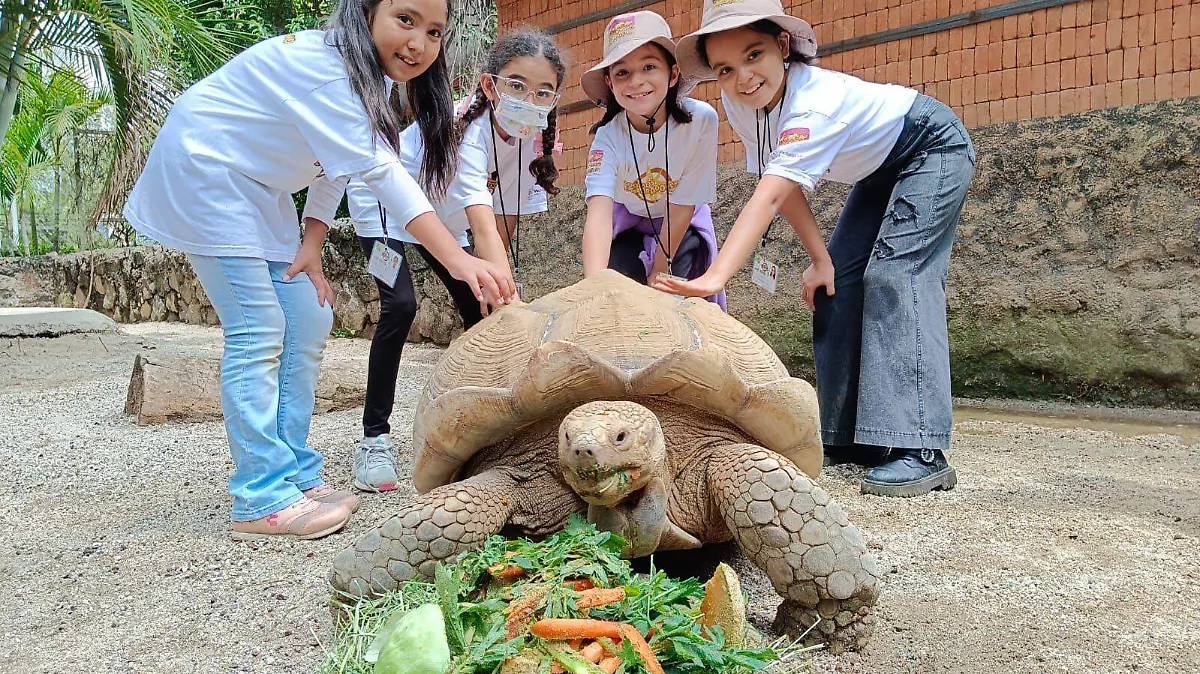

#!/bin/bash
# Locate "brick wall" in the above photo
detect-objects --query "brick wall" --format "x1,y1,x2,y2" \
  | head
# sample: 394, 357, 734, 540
496, 0, 1200, 185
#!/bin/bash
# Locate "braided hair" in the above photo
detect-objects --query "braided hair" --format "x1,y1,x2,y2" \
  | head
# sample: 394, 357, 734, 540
589, 43, 692, 135
458, 29, 566, 196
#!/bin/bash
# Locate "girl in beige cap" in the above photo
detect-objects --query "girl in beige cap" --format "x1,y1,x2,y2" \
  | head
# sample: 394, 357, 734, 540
579, 10, 726, 309
658, 0, 976, 498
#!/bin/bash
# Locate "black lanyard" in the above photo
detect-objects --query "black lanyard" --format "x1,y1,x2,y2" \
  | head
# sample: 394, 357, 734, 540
754, 75, 787, 248
626, 109, 672, 265
488, 108, 522, 274
376, 201, 388, 238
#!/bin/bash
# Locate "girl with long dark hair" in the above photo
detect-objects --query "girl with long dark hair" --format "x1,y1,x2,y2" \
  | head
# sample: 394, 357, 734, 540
122, 0, 514, 540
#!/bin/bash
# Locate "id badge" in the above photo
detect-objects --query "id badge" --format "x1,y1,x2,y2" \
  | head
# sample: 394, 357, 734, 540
368, 240, 402, 288
751, 254, 779, 294
657, 273, 688, 299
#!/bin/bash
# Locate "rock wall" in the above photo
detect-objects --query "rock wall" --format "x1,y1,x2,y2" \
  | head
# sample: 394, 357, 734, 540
517, 97, 1200, 408
2, 97, 1197, 406
0, 224, 470, 345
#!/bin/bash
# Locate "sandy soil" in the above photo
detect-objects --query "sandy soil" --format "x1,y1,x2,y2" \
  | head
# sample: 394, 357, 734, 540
1, 323, 1197, 674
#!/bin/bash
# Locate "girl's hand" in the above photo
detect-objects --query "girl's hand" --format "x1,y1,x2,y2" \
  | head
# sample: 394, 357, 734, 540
652, 270, 724, 299
448, 253, 517, 311
801, 258, 836, 311
284, 241, 335, 308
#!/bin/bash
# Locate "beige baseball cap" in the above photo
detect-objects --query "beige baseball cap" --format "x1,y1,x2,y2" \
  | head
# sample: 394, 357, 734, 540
580, 10, 697, 106
676, 0, 818, 81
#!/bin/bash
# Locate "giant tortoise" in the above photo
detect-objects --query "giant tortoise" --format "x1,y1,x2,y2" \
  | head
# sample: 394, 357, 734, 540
331, 270, 882, 651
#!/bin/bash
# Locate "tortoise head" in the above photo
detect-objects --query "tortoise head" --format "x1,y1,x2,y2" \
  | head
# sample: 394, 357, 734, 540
558, 400, 666, 508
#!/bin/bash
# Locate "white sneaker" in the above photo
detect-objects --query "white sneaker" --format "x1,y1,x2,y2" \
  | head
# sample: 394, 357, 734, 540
355, 434, 399, 492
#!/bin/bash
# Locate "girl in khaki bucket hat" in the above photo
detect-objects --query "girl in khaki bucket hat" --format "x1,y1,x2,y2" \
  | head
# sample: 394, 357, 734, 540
578, 10, 726, 310
658, 0, 977, 500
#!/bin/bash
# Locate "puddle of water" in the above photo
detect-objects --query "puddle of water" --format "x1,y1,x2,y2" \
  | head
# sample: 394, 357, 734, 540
954, 406, 1200, 445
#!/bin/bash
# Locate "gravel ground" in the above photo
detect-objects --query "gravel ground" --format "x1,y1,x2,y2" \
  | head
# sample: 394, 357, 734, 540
1, 323, 1197, 674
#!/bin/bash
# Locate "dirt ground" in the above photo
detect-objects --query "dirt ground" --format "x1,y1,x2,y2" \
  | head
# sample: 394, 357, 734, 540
1, 323, 1197, 674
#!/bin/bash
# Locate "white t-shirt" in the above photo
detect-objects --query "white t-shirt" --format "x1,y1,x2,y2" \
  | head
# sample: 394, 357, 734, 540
122, 30, 434, 262
723, 65, 917, 191
584, 97, 718, 220
347, 108, 548, 246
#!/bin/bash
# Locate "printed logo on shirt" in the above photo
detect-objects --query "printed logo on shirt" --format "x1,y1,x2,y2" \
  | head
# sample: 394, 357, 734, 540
779, 127, 811, 145
586, 149, 605, 175
623, 167, 679, 203
282, 33, 296, 44
712, 0, 747, 8
605, 15, 636, 46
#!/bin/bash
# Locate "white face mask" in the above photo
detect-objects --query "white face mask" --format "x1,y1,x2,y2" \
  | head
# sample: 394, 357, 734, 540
492, 93, 552, 139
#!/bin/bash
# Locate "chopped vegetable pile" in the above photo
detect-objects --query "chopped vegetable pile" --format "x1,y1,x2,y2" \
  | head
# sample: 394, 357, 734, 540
319, 516, 812, 674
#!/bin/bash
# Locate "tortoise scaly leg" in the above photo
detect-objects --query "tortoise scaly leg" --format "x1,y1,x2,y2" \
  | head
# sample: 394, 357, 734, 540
707, 444, 883, 653
329, 468, 521, 598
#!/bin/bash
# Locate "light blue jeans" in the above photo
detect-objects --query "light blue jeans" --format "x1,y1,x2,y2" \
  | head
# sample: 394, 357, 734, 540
187, 255, 334, 521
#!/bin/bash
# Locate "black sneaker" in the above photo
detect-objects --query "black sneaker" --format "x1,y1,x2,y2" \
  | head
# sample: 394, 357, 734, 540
860, 448, 958, 497
823, 443, 890, 467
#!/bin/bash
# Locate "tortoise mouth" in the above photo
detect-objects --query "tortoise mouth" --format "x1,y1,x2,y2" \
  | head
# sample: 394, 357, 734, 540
570, 464, 645, 501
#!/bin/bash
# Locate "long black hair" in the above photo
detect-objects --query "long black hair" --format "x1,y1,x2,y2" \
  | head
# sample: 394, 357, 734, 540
457, 29, 566, 196
589, 43, 692, 135
327, 0, 458, 200
697, 19, 817, 70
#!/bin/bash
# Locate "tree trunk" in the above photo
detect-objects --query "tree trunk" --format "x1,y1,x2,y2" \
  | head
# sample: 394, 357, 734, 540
0, 19, 29, 148
53, 138, 61, 253
124, 354, 368, 425
29, 193, 38, 253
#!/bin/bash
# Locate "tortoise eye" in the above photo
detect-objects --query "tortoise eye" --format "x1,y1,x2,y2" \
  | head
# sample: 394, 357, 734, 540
616, 431, 626, 443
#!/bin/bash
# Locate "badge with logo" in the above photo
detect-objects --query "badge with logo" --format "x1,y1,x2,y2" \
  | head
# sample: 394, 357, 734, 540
282, 33, 296, 44
368, 241, 402, 288
779, 127, 811, 146
586, 149, 605, 175
751, 254, 779, 294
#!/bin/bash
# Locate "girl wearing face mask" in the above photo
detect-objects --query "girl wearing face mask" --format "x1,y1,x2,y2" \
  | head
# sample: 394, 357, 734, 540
343, 30, 565, 492
121, 0, 516, 540
580, 11, 724, 310
660, 0, 976, 497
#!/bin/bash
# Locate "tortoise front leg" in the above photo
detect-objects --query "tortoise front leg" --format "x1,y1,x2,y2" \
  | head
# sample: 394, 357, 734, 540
329, 468, 521, 598
707, 444, 883, 654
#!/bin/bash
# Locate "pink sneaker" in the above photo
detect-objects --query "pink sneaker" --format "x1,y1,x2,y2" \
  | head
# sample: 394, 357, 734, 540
303, 485, 360, 513
230, 497, 350, 541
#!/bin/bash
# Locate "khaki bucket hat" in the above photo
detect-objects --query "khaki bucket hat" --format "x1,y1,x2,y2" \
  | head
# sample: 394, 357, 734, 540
580, 10, 696, 106
676, 0, 818, 81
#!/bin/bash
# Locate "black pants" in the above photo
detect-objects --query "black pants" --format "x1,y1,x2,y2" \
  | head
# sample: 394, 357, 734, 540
357, 236, 483, 437
607, 225, 705, 283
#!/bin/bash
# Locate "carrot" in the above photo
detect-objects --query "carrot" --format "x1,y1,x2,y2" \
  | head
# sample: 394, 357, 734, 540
569, 638, 584, 650
598, 657, 621, 674
530, 618, 624, 641
504, 584, 549, 639
488, 563, 526, 580
580, 641, 605, 663
616, 624, 664, 674
574, 588, 626, 610
550, 663, 565, 674
565, 578, 595, 591
596, 637, 622, 655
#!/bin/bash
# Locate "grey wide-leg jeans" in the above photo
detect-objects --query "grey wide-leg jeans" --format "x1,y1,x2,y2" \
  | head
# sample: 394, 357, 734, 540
813, 94, 976, 451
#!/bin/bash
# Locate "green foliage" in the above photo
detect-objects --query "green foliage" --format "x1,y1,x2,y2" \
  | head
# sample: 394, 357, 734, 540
320, 517, 809, 674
